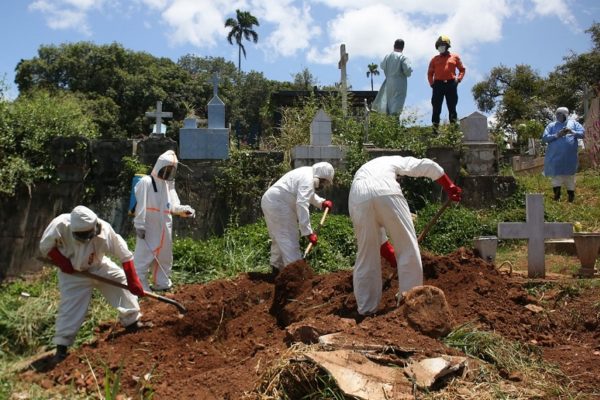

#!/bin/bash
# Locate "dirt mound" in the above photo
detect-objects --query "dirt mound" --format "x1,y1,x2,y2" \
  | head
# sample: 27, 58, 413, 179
22, 249, 600, 398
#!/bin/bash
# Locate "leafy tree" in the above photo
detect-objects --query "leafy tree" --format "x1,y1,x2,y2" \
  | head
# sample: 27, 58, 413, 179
545, 22, 600, 116
15, 42, 197, 138
225, 9, 260, 73
0, 90, 98, 196
291, 67, 319, 90
472, 64, 548, 130
366, 63, 379, 91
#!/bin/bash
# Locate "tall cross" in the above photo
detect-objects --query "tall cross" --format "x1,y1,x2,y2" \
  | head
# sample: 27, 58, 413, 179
211, 72, 220, 98
498, 194, 572, 278
145, 101, 173, 135
338, 44, 349, 117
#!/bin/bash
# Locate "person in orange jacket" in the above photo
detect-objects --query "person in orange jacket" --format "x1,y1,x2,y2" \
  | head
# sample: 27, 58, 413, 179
427, 35, 465, 131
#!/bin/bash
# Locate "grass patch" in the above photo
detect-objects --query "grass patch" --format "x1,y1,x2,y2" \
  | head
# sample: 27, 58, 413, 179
442, 323, 576, 398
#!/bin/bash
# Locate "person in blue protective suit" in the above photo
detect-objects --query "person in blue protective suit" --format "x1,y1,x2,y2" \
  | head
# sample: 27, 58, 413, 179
541, 107, 585, 203
40, 206, 145, 364
348, 156, 462, 316
261, 162, 334, 276
133, 150, 195, 291
372, 39, 413, 117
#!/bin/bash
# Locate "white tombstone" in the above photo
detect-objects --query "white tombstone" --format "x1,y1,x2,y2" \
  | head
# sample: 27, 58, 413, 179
498, 194, 573, 278
292, 109, 346, 168
145, 101, 173, 136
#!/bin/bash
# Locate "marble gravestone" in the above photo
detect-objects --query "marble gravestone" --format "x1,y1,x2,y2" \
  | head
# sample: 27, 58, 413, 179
180, 73, 229, 160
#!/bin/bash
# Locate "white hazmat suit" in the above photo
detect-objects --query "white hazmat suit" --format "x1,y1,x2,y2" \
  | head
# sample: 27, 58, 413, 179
261, 162, 334, 271
40, 206, 141, 347
349, 156, 445, 315
133, 150, 195, 291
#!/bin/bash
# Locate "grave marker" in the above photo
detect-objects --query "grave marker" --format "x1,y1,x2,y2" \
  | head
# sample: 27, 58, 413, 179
145, 101, 172, 136
498, 194, 572, 278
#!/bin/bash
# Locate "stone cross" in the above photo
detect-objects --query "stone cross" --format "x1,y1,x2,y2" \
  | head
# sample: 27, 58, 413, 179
498, 194, 572, 278
211, 72, 220, 98
145, 101, 173, 135
338, 44, 349, 117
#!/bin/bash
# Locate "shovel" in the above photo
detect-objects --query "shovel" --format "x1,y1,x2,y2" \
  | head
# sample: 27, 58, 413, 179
417, 198, 452, 243
303, 207, 330, 259
76, 270, 187, 314
38, 257, 187, 314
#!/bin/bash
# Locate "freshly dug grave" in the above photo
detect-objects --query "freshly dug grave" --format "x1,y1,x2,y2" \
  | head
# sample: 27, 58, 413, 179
21, 249, 600, 398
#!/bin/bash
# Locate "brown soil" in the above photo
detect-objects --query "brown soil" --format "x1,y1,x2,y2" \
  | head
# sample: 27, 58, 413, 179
22, 249, 600, 398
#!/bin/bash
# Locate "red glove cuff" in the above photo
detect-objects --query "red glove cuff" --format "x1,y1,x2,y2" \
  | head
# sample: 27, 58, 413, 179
48, 247, 75, 273
308, 233, 318, 245
122, 260, 145, 297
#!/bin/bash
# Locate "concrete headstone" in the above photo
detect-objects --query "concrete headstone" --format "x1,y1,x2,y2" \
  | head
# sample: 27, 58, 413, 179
498, 194, 573, 278
145, 101, 172, 136
460, 111, 489, 142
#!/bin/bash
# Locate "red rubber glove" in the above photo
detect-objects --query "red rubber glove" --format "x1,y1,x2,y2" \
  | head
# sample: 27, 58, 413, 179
380, 241, 397, 268
308, 233, 318, 245
322, 200, 333, 210
435, 173, 462, 202
48, 247, 75, 274
122, 260, 145, 297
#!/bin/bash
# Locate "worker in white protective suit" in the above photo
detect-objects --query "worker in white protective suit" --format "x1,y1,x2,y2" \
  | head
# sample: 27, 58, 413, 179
40, 206, 145, 364
261, 162, 335, 275
349, 156, 462, 316
133, 150, 195, 292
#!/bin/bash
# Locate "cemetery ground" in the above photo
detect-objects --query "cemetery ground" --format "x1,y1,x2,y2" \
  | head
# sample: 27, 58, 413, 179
1, 172, 599, 399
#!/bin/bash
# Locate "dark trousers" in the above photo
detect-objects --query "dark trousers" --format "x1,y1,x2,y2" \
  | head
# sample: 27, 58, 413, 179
431, 80, 458, 125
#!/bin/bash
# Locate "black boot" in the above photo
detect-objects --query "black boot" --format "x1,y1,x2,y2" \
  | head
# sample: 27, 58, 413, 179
54, 345, 68, 362
567, 190, 575, 203
553, 186, 561, 201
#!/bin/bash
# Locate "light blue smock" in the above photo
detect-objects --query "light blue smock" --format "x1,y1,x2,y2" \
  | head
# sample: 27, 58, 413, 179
372, 51, 413, 115
541, 119, 585, 176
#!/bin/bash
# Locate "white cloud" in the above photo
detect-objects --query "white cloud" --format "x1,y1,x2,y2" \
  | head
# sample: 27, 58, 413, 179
28, 0, 106, 34
306, 0, 576, 67
251, 0, 321, 59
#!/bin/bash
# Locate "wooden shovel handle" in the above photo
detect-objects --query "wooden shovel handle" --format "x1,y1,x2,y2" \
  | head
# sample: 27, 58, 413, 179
417, 198, 452, 243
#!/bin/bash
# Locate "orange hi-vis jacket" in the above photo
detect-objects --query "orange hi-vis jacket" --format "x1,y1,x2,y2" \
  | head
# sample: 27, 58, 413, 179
427, 53, 465, 86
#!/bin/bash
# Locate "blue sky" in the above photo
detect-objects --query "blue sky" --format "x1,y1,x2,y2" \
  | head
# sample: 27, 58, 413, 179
1, 0, 598, 123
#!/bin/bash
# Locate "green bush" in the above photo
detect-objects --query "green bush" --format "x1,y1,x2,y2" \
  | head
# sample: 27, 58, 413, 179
0, 89, 98, 197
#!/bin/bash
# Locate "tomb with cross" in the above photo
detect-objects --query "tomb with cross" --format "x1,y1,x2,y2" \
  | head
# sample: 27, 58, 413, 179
498, 194, 572, 278
145, 100, 173, 135
180, 72, 229, 160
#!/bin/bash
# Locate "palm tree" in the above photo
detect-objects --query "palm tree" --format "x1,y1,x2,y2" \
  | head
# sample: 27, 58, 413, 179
366, 63, 380, 91
225, 9, 260, 73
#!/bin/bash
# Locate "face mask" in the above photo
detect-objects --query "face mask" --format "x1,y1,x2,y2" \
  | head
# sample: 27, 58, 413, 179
437, 46, 447, 54
556, 114, 566, 123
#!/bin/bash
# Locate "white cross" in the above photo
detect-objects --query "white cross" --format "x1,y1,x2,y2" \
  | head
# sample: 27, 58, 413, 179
145, 101, 173, 135
498, 194, 572, 278
338, 44, 349, 117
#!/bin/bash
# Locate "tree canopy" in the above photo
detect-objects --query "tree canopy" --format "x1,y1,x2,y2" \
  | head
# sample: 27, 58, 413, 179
473, 23, 600, 134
